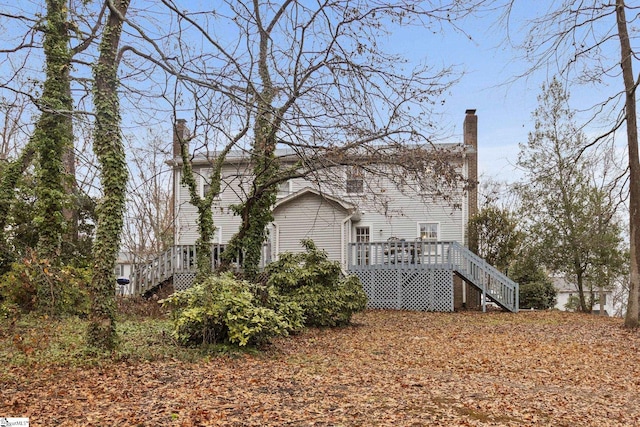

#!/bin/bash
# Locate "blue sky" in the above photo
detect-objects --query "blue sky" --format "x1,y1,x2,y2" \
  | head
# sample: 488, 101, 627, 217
376, 14, 538, 182
0, 0, 623, 185
383, 2, 623, 184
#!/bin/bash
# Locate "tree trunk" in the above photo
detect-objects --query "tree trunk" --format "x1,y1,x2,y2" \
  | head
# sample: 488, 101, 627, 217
175, 123, 221, 284
222, 4, 279, 281
576, 269, 589, 313
88, 0, 130, 349
35, 0, 73, 263
617, 0, 640, 329
0, 142, 36, 233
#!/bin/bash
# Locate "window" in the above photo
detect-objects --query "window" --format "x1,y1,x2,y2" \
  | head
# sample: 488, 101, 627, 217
416, 166, 434, 194
201, 175, 211, 197
277, 180, 292, 198
346, 166, 364, 194
355, 227, 370, 243
355, 226, 370, 265
418, 222, 438, 241
212, 226, 222, 244
202, 177, 221, 203
114, 264, 124, 277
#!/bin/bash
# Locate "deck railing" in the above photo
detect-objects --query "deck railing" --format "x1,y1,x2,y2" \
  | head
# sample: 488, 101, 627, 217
347, 240, 518, 312
447, 242, 518, 312
132, 240, 517, 312
347, 239, 452, 269
131, 243, 271, 295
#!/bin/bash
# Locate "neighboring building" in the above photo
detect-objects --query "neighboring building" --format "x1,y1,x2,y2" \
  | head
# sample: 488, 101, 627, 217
132, 110, 518, 313
552, 276, 613, 316
115, 251, 134, 295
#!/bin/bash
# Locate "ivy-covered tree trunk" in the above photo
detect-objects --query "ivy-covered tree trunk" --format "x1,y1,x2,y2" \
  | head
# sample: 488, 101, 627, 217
176, 123, 237, 284
35, 0, 73, 263
177, 132, 212, 282
222, 13, 279, 281
222, 121, 278, 281
88, 0, 130, 350
0, 143, 36, 272
0, 143, 36, 235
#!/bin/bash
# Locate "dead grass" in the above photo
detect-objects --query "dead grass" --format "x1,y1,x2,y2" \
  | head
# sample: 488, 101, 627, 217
2, 310, 639, 426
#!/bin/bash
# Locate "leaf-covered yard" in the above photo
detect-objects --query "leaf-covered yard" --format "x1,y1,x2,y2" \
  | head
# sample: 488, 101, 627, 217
2, 310, 639, 426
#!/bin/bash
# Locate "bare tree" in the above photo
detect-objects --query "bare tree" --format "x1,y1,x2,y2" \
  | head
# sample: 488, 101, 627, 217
121, 131, 174, 262
501, 0, 640, 327
116, 0, 485, 279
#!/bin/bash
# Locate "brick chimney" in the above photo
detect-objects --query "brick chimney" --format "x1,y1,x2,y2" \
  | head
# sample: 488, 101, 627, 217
464, 109, 478, 245
463, 109, 477, 150
172, 118, 188, 159
171, 119, 187, 243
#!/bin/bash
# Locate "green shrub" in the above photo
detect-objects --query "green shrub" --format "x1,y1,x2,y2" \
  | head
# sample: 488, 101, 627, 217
0, 251, 90, 316
160, 273, 303, 347
519, 280, 557, 310
266, 239, 367, 327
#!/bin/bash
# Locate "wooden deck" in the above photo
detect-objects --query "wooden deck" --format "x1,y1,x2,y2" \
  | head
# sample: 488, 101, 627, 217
130, 243, 271, 295
130, 240, 518, 313
346, 240, 518, 312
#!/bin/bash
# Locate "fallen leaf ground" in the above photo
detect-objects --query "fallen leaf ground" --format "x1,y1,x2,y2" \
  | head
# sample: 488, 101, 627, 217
3, 310, 640, 426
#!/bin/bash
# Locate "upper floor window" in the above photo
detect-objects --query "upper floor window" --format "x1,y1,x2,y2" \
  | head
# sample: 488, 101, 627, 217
418, 222, 438, 241
201, 176, 222, 203
346, 166, 364, 194
277, 180, 292, 198
201, 174, 211, 197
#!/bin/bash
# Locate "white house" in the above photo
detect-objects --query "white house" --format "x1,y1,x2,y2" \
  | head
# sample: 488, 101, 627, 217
552, 276, 613, 316
132, 110, 518, 312
170, 110, 479, 265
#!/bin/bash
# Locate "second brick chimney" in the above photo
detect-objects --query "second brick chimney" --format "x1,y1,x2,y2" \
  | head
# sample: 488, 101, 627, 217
464, 109, 478, 239
172, 118, 188, 159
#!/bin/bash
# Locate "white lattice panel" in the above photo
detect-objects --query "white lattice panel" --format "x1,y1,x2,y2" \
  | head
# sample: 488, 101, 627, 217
173, 273, 197, 291
352, 266, 453, 312
358, 271, 374, 301
431, 269, 454, 311
402, 270, 431, 311
372, 270, 401, 309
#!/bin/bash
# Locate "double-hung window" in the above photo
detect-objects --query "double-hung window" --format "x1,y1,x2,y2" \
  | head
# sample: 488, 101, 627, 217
277, 180, 292, 198
346, 166, 364, 194
418, 222, 438, 241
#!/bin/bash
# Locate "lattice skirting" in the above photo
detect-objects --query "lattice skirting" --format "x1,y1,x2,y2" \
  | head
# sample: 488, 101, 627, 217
173, 273, 197, 292
350, 268, 454, 311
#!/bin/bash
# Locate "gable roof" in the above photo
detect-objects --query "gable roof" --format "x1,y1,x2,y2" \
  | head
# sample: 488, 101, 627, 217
168, 144, 470, 167
552, 276, 613, 294
273, 186, 355, 212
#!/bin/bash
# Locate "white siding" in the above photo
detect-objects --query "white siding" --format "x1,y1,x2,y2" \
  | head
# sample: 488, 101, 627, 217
554, 290, 613, 315
174, 163, 252, 245
273, 192, 349, 261
173, 154, 469, 249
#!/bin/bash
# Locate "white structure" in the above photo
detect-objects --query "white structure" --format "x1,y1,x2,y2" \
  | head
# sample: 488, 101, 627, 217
115, 251, 134, 295
133, 110, 518, 312
170, 111, 479, 268
552, 276, 613, 316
